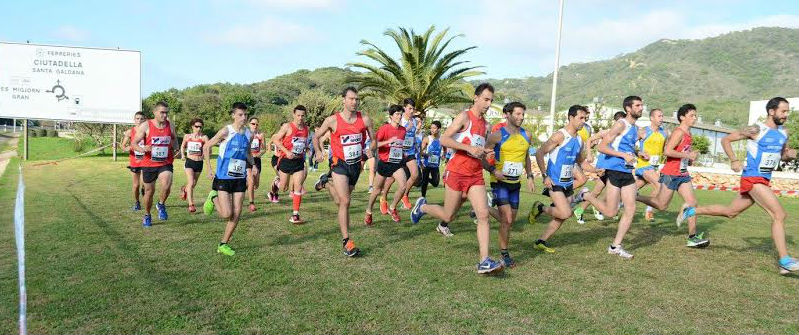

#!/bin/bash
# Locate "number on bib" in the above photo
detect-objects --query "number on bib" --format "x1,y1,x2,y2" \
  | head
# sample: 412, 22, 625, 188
502, 161, 523, 179
428, 155, 440, 165
227, 159, 246, 178
250, 138, 260, 150
187, 142, 202, 155
559, 164, 574, 183
403, 136, 415, 149
343, 145, 362, 165
649, 155, 660, 167
389, 146, 404, 163
759, 152, 780, 173
151, 146, 169, 162
291, 137, 306, 154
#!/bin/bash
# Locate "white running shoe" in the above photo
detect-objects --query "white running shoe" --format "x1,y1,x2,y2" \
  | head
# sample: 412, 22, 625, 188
607, 245, 634, 259
436, 223, 454, 237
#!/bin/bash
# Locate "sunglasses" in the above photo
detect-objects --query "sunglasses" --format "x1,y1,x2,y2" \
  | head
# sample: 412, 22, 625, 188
193, 125, 203, 128
250, 122, 258, 126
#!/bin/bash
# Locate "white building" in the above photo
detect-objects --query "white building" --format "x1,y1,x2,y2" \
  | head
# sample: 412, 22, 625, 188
748, 97, 799, 125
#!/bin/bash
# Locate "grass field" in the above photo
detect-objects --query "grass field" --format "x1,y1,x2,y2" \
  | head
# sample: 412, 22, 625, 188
1, 140, 798, 333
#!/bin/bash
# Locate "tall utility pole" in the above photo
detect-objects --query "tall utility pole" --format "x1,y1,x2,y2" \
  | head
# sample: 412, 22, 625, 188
548, 0, 565, 135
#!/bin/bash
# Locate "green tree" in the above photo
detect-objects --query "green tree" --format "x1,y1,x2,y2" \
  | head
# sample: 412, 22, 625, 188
692, 135, 711, 154
349, 26, 484, 117
286, 89, 339, 131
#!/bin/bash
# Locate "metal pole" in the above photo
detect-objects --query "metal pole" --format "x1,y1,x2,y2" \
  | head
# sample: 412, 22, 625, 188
23, 120, 28, 161
112, 124, 117, 162
548, 0, 565, 135
13, 118, 17, 133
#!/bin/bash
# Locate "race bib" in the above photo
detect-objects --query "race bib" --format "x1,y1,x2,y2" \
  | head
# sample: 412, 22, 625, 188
466, 135, 486, 158
624, 152, 635, 169
187, 142, 202, 155
134, 140, 145, 159
151, 146, 169, 162
502, 161, 523, 178
389, 146, 404, 163
428, 155, 440, 165
343, 145, 362, 164
250, 138, 260, 150
679, 158, 689, 173
559, 164, 574, 182
227, 158, 246, 178
649, 155, 660, 167
759, 152, 780, 173
291, 137, 306, 154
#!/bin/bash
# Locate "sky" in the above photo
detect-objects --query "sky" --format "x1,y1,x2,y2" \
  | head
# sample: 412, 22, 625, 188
1, 0, 796, 96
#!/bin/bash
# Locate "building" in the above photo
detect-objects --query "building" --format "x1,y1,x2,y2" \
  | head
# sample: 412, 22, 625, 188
748, 97, 799, 125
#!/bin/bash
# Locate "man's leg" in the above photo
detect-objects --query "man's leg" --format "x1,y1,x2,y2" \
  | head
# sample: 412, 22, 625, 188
131, 171, 141, 204
582, 182, 622, 218
538, 191, 573, 242
420, 167, 431, 198
366, 174, 387, 214
748, 184, 790, 259
573, 168, 588, 190
331, 172, 354, 239
389, 168, 408, 211
612, 183, 638, 246
157, 170, 173, 205
143, 181, 156, 214
676, 181, 699, 235
636, 179, 675, 212
694, 194, 753, 219
402, 159, 420, 206
290, 169, 307, 220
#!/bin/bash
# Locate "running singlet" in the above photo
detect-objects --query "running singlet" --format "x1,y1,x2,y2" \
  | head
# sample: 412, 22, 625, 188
492, 127, 531, 183
250, 133, 264, 156
402, 117, 418, 156
129, 126, 145, 167
546, 129, 583, 187
376, 123, 406, 163
636, 126, 667, 169
279, 122, 309, 158
330, 112, 367, 165
743, 123, 787, 180
216, 125, 253, 180
141, 120, 174, 167
424, 135, 442, 168
661, 129, 692, 177
597, 119, 637, 173
447, 110, 487, 177
185, 135, 205, 156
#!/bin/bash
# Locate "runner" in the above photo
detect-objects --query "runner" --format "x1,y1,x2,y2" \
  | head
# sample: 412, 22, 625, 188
397, 99, 421, 209
179, 118, 209, 213
692, 97, 799, 274
576, 96, 643, 259
570, 111, 627, 224
410, 83, 505, 274
634, 108, 667, 221
269, 105, 311, 224
364, 104, 407, 225
312, 87, 376, 257
121, 111, 147, 211
365, 131, 376, 194
635, 104, 709, 248
530, 105, 593, 254
202, 102, 256, 256
482, 102, 535, 267
419, 121, 443, 198
131, 101, 179, 227
246, 117, 265, 212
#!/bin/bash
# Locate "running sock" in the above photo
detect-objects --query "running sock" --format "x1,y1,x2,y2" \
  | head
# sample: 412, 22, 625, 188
439, 221, 449, 228
500, 249, 509, 256
342, 237, 349, 247
292, 192, 302, 212
688, 234, 696, 239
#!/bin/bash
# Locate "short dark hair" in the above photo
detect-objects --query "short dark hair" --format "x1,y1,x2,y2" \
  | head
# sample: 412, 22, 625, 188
568, 105, 588, 118
474, 83, 495, 96
613, 111, 626, 120
190, 118, 204, 127
503, 101, 526, 114
622, 96, 642, 110
294, 105, 307, 113
431, 120, 442, 128
387, 104, 403, 115
766, 97, 789, 113
341, 86, 358, 97
231, 102, 248, 113
248, 116, 258, 123
649, 108, 662, 117
134, 111, 145, 118
402, 98, 415, 108
154, 101, 168, 109
677, 103, 697, 122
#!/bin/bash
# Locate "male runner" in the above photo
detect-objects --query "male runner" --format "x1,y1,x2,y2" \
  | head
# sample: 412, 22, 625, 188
364, 105, 407, 225
121, 111, 147, 211
246, 117, 265, 212
634, 108, 667, 221
270, 105, 311, 224
131, 102, 179, 227
419, 121, 443, 198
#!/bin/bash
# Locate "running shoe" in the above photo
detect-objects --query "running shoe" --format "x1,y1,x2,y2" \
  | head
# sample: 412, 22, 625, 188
368, 185, 373, 194
607, 245, 633, 259
676, 203, 695, 228
156, 202, 168, 221
180, 185, 187, 201
686, 232, 710, 248
289, 214, 303, 225
217, 243, 235, 256
436, 223, 453, 237
188, 204, 196, 213
203, 190, 218, 215
410, 197, 427, 224
593, 207, 604, 220
645, 209, 655, 222
778, 256, 799, 274
534, 240, 555, 253
380, 197, 388, 215
401, 195, 412, 210
314, 173, 328, 191
248, 203, 256, 212
132, 201, 141, 211
571, 187, 589, 207
364, 213, 373, 226
390, 208, 401, 223
142, 214, 152, 227
343, 240, 360, 257
528, 201, 544, 224
477, 257, 504, 274
573, 206, 585, 223
501, 253, 516, 268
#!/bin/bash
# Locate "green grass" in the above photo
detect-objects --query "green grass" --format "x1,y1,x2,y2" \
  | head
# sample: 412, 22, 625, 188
16, 136, 106, 161
0, 157, 797, 334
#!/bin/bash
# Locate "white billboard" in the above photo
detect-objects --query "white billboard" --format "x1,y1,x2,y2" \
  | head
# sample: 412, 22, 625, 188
0, 42, 141, 123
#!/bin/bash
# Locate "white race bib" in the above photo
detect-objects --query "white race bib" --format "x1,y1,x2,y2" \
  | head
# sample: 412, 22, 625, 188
649, 155, 660, 167
466, 135, 486, 158
679, 158, 690, 173
250, 138, 260, 150
502, 161, 523, 178
559, 164, 574, 182
291, 137, 306, 154
428, 155, 440, 165
624, 152, 635, 169
134, 140, 145, 158
187, 142, 202, 155
151, 146, 169, 162
759, 152, 780, 172
389, 146, 404, 163
343, 145, 362, 164
403, 136, 415, 149
227, 158, 246, 177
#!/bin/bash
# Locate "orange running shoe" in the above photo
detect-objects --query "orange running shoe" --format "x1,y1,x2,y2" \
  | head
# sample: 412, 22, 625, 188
390, 208, 401, 223
401, 195, 412, 210
364, 213, 373, 226
379, 197, 388, 215
343, 239, 360, 257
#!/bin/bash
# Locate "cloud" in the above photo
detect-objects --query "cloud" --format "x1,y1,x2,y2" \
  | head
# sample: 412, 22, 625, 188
52, 25, 90, 42
206, 17, 319, 48
243, 0, 341, 10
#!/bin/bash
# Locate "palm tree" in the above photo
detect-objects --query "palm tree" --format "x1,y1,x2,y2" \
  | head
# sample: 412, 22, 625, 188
348, 26, 484, 117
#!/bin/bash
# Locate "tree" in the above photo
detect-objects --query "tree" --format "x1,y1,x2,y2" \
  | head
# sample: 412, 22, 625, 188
348, 26, 484, 117
692, 135, 711, 155
286, 89, 339, 131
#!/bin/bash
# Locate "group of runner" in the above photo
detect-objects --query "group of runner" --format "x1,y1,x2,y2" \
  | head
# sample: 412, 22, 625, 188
122, 87, 799, 275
